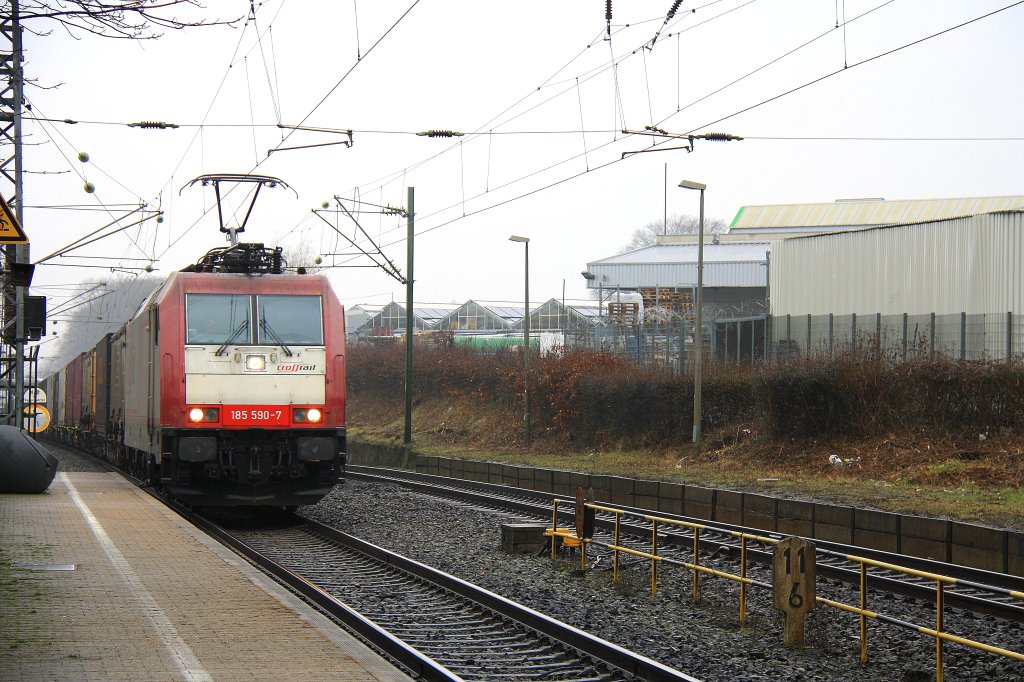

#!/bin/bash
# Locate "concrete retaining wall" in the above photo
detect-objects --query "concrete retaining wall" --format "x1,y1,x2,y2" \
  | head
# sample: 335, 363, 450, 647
349, 446, 1024, 577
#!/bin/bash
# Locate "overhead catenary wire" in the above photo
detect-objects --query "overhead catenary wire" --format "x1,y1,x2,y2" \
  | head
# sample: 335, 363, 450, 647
153, 0, 423, 262
319, 1, 1024, 268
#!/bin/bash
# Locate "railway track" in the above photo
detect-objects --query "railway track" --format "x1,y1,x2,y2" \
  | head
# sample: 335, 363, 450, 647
347, 465, 1024, 622
185, 509, 698, 682
46, 443, 699, 680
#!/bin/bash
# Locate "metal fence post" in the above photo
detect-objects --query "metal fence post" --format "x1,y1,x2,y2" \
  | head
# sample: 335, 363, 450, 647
807, 314, 812, 357
828, 313, 834, 356
960, 312, 966, 361
751, 319, 755, 365
1008, 311, 1013, 363
785, 314, 791, 357
930, 312, 936, 357
902, 312, 908, 361
852, 313, 857, 351
876, 313, 882, 355
765, 315, 770, 363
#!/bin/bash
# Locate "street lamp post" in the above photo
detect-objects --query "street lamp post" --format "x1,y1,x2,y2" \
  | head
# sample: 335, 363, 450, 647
678, 180, 706, 450
509, 235, 531, 444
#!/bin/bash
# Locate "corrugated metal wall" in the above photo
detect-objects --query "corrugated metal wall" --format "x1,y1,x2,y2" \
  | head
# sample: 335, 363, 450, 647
589, 261, 767, 288
770, 212, 1024, 316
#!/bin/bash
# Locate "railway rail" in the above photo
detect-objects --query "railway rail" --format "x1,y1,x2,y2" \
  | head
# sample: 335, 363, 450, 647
346, 465, 1024, 623
48, 442, 697, 681
185, 508, 698, 682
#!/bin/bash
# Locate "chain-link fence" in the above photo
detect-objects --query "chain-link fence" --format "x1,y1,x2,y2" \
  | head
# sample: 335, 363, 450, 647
770, 312, 1023, 361
559, 311, 1024, 367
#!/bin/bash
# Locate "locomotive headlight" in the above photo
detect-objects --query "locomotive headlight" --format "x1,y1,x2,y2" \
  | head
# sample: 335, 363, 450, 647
245, 354, 267, 371
292, 407, 324, 424
187, 407, 220, 423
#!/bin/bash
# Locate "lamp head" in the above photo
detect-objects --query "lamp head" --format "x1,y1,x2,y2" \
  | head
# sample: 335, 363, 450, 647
508, 235, 529, 243
678, 180, 706, 191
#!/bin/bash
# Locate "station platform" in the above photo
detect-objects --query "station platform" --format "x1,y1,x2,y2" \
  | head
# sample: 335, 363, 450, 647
0, 472, 412, 681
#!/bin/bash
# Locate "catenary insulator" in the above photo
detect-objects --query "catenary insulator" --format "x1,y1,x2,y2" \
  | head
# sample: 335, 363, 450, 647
417, 130, 464, 137
128, 121, 180, 129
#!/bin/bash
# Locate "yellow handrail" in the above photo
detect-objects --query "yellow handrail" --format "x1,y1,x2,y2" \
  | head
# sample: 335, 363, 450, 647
546, 496, 1024, 681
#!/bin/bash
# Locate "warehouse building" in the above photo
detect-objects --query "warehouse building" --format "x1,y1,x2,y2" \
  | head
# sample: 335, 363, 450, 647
583, 195, 1024, 362
769, 209, 1024, 359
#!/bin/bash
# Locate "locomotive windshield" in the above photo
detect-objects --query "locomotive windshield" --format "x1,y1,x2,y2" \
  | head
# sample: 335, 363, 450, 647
186, 294, 251, 344
257, 295, 324, 345
185, 293, 324, 346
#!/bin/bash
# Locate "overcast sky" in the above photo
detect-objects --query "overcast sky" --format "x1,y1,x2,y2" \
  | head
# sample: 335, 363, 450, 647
17, 0, 1024, 361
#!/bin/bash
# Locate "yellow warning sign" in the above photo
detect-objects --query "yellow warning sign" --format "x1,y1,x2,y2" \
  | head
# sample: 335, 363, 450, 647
0, 193, 27, 244
25, 404, 50, 433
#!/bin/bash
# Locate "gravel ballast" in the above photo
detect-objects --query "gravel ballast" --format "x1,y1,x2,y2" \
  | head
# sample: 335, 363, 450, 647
51, 445, 1023, 681
303, 478, 1024, 682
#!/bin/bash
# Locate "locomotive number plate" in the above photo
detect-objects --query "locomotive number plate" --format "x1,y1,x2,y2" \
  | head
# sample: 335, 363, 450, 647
223, 406, 289, 427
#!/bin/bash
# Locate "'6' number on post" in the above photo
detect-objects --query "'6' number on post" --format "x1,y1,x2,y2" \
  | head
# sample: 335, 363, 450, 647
773, 537, 817, 647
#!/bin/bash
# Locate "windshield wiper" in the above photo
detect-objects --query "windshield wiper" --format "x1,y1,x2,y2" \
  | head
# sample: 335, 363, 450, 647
216, 320, 249, 356
260, 318, 293, 357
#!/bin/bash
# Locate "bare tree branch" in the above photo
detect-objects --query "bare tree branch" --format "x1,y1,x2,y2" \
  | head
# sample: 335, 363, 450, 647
620, 213, 728, 253
19, 1, 242, 40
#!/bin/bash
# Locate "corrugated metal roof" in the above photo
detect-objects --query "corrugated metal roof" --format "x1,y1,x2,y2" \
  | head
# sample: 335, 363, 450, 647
588, 262, 767, 289
730, 196, 1024, 231
592, 242, 770, 265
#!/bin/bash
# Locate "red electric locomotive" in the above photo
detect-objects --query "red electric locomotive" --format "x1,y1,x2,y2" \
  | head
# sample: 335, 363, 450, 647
42, 175, 345, 507
119, 242, 347, 506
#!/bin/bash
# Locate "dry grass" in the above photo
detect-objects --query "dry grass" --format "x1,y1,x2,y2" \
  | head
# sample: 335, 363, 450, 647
349, 393, 1024, 530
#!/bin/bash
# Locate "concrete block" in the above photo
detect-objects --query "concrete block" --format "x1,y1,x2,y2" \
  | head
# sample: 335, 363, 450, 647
658, 482, 685, 515
854, 509, 900, 534
589, 475, 611, 503
571, 472, 591, 496
533, 468, 553, 493
901, 515, 949, 542
437, 457, 451, 478
853, 510, 901, 553
414, 456, 428, 473
777, 499, 814, 538
951, 522, 1006, 573
501, 523, 549, 554
635, 479, 659, 511
449, 457, 466, 481
518, 467, 535, 490
1008, 532, 1024, 578
471, 460, 489, 482
426, 456, 440, 475
553, 470, 574, 496
814, 504, 854, 543
742, 493, 777, 532
609, 476, 635, 507
853, 528, 899, 553
501, 465, 518, 487
488, 462, 503, 484
684, 485, 715, 521
901, 536, 948, 563
714, 489, 743, 526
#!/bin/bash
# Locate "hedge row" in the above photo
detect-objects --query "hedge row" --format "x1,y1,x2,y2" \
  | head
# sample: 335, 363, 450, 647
347, 345, 1024, 444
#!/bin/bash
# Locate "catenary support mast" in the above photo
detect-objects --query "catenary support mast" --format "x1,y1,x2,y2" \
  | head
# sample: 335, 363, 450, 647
0, 0, 27, 427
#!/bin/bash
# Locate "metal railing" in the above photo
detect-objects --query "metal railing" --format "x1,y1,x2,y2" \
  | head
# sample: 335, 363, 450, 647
546, 497, 1024, 681
818, 554, 1024, 682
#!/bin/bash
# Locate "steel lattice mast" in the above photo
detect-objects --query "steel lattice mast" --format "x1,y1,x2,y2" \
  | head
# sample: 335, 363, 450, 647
0, 0, 27, 427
